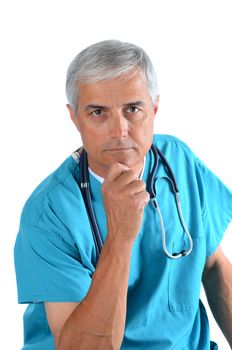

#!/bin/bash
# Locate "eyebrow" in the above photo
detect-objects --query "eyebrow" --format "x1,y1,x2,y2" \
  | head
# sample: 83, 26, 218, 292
123, 101, 145, 108
84, 104, 106, 112
84, 100, 145, 112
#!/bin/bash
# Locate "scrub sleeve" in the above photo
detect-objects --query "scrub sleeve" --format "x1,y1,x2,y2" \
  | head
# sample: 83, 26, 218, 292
196, 157, 232, 256
14, 224, 92, 304
14, 191, 94, 348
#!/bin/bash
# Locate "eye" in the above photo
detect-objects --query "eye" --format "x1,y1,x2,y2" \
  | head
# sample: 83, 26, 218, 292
126, 106, 139, 114
91, 109, 104, 117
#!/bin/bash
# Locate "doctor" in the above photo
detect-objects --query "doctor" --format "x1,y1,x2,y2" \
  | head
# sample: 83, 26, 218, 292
14, 40, 232, 350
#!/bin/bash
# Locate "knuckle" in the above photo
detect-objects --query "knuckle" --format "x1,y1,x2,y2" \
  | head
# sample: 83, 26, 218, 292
145, 191, 150, 202
107, 188, 115, 198
145, 190, 150, 198
102, 184, 114, 197
137, 191, 150, 207
135, 180, 146, 192
140, 180, 146, 190
133, 179, 143, 187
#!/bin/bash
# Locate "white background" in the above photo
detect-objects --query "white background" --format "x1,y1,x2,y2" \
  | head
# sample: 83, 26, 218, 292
0, 0, 231, 349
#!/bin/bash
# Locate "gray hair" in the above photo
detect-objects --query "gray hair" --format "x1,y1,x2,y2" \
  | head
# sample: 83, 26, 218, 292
65, 40, 159, 112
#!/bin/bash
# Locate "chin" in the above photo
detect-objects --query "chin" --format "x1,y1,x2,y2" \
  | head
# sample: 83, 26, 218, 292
110, 153, 141, 168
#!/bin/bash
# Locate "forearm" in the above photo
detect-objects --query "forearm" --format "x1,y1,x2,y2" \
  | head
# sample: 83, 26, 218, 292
58, 236, 133, 350
203, 255, 232, 347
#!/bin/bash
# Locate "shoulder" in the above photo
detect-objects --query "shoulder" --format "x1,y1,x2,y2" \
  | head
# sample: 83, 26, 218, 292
153, 133, 190, 147
151, 134, 204, 196
20, 155, 80, 227
153, 134, 196, 159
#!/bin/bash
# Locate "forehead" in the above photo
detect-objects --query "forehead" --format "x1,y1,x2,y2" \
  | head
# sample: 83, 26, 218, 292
77, 70, 151, 106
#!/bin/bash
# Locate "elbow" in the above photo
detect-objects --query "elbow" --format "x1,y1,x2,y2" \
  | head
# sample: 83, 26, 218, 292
56, 326, 74, 350
57, 330, 119, 350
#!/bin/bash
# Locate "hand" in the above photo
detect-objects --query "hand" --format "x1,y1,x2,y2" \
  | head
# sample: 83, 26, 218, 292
102, 162, 150, 244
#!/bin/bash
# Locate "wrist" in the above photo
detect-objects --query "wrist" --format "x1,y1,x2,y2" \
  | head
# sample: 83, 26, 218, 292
106, 232, 134, 248
105, 234, 134, 258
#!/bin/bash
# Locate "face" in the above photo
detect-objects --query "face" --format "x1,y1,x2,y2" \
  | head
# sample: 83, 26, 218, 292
67, 70, 159, 178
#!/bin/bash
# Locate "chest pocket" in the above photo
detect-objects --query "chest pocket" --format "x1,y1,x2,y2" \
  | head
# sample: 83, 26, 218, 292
168, 236, 206, 312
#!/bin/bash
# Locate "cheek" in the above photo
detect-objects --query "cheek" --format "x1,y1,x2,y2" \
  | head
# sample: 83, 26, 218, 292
145, 116, 155, 136
135, 119, 154, 151
80, 126, 105, 154
137, 118, 154, 138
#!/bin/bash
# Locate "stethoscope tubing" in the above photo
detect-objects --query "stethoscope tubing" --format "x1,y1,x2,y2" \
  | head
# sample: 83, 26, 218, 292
79, 150, 104, 258
79, 145, 193, 261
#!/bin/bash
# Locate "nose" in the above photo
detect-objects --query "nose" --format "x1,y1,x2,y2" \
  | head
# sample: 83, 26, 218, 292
108, 112, 129, 139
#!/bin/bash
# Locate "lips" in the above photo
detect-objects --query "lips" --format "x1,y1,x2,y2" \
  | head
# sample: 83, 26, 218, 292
108, 148, 130, 151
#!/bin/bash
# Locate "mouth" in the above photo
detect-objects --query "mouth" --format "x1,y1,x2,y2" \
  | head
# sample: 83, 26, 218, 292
108, 148, 132, 152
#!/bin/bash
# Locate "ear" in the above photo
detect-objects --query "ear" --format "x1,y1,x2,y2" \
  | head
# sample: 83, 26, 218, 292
66, 104, 80, 131
154, 95, 160, 115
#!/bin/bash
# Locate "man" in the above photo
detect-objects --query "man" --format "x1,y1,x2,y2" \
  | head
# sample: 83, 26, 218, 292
14, 40, 232, 350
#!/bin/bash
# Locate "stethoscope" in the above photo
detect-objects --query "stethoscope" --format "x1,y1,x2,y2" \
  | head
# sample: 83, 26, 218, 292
76, 144, 193, 261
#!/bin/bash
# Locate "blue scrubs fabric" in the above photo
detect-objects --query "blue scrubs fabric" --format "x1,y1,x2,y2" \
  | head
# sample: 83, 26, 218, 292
14, 135, 232, 350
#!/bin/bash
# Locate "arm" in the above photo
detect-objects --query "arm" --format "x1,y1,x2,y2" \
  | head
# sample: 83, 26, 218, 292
202, 246, 232, 347
46, 162, 149, 350
55, 237, 133, 350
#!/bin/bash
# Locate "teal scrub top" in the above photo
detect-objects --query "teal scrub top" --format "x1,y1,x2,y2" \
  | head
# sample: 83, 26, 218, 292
14, 134, 232, 350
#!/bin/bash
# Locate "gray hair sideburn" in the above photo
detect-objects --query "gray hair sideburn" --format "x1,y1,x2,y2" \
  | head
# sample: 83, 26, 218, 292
65, 40, 159, 112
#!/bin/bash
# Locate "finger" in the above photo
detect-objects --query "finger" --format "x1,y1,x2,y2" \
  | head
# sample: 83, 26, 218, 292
126, 179, 146, 194
104, 162, 130, 183
134, 191, 150, 208
115, 170, 139, 187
